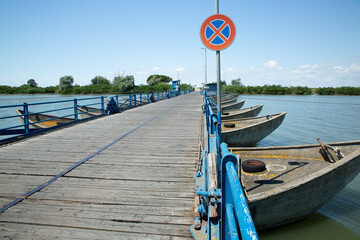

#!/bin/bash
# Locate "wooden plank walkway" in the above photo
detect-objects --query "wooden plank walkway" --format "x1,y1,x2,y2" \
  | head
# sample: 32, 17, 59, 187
0, 93, 203, 239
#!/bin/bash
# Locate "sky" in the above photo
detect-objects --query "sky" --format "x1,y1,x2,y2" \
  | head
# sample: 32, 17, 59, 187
0, 0, 359, 88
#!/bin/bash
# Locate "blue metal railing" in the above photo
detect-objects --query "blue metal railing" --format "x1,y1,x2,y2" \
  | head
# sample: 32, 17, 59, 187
0, 89, 193, 143
191, 89, 258, 240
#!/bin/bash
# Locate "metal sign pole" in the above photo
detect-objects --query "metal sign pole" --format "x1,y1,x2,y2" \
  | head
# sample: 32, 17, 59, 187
215, 0, 221, 150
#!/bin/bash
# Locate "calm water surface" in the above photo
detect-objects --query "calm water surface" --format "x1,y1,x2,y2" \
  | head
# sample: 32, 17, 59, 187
0, 94, 359, 239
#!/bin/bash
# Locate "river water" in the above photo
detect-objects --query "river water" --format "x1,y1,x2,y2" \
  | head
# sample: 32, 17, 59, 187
0, 94, 359, 239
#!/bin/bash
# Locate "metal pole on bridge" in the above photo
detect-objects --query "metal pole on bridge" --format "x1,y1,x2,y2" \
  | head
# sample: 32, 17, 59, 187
215, 0, 222, 156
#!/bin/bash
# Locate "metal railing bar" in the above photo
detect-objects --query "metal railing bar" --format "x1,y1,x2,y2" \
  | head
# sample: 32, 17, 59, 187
225, 161, 258, 240
225, 204, 239, 240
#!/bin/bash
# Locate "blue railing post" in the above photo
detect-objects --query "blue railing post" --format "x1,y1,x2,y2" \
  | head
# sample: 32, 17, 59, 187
115, 95, 119, 105
134, 93, 137, 107
74, 98, 78, 121
157, 92, 160, 101
220, 143, 258, 240
140, 93, 142, 105
147, 92, 150, 103
101, 96, 105, 115
23, 102, 29, 134
129, 94, 132, 108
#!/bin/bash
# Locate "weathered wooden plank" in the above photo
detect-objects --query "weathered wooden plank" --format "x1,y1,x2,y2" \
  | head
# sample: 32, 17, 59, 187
0, 222, 189, 240
0, 93, 202, 239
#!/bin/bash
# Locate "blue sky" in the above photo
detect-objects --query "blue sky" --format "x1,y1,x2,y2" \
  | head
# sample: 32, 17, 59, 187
0, 0, 359, 88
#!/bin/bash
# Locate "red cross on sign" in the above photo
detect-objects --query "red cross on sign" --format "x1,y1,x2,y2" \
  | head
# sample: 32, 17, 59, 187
200, 14, 236, 51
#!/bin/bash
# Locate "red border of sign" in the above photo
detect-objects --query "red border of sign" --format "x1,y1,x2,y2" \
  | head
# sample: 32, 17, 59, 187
200, 14, 236, 51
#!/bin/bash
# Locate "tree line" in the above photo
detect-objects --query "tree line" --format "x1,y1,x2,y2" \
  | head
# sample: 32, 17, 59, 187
0, 74, 193, 95
219, 78, 360, 95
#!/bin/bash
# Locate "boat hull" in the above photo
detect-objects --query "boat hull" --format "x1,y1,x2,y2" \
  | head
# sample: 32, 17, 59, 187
231, 141, 360, 230
16, 110, 74, 128
77, 106, 102, 119
221, 112, 286, 146
213, 100, 245, 112
222, 104, 263, 120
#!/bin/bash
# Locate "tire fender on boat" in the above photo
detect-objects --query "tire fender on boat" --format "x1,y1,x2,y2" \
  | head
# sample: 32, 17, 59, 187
242, 160, 266, 173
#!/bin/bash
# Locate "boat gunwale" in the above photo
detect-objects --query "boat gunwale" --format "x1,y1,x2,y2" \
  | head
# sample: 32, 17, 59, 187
230, 141, 360, 202
221, 112, 286, 133
222, 104, 264, 116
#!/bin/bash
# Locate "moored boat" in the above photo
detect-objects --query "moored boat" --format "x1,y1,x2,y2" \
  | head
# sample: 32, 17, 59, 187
221, 112, 286, 146
222, 104, 263, 120
77, 106, 102, 119
213, 100, 245, 112
220, 96, 239, 105
16, 109, 74, 128
230, 140, 360, 230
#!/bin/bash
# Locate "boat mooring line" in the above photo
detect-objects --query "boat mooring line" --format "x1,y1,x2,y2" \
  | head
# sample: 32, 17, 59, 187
0, 98, 185, 214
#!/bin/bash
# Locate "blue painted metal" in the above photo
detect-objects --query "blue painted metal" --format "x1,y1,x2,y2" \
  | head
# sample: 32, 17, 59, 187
225, 204, 239, 240
191, 89, 258, 240
101, 96, 105, 115
23, 103, 29, 134
221, 143, 258, 240
74, 98, 78, 121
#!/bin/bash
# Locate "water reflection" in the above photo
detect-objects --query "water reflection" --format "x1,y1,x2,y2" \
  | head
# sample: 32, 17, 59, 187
259, 213, 359, 240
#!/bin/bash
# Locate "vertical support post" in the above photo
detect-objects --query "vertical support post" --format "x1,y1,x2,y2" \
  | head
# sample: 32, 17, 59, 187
129, 94, 132, 108
147, 92, 150, 103
140, 93, 142, 105
74, 98, 78, 121
162, 92, 164, 99
101, 96, 105, 115
215, 0, 222, 168
134, 93, 137, 107
115, 95, 119, 105
23, 102, 29, 134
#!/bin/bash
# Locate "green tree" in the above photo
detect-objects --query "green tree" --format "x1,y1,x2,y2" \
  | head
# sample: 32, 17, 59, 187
146, 74, 172, 85
27, 79, 37, 87
231, 78, 243, 86
113, 74, 135, 92
59, 75, 74, 93
91, 76, 110, 85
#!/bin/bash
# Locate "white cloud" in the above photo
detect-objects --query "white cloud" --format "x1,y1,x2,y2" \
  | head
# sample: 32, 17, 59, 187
333, 65, 348, 73
264, 60, 283, 70
350, 63, 360, 73
176, 67, 185, 72
152, 67, 160, 71
233, 62, 360, 87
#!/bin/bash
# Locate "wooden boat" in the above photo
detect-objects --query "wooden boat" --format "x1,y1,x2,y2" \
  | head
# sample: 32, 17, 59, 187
16, 109, 74, 128
77, 106, 102, 119
211, 93, 239, 102
222, 104, 263, 120
221, 112, 286, 146
230, 140, 360, 230
221, 96, 239, 105
213, 100, 245, 112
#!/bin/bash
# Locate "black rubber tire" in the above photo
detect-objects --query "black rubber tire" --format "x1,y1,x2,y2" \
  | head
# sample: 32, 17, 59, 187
242, 160, 266, 173
224, 123, 235, 128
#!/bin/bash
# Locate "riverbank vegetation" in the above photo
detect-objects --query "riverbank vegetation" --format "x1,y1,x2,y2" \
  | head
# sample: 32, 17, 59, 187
0, 74, 193, 95
222, 85, 360, 95
1, 75, 359, 95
